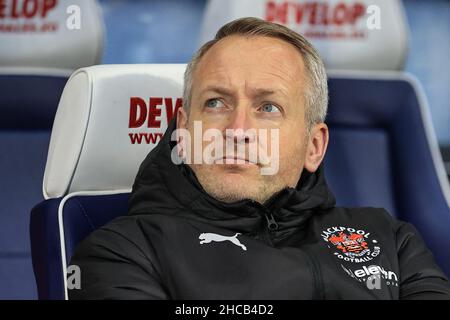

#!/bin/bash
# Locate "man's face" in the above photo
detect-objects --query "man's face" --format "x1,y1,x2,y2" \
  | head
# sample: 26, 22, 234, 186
178, 35, 325, 204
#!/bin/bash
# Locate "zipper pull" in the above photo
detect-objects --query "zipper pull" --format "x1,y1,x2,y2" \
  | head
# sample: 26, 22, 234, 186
265, 213, 279, 231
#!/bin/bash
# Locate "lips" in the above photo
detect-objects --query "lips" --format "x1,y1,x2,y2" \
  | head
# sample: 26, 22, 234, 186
217, 156, 258, 165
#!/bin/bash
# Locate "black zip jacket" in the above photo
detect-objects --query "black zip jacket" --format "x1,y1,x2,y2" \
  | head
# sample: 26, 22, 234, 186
69, 119, 450, 300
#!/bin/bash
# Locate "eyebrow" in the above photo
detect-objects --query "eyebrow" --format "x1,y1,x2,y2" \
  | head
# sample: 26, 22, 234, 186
200, 85, 284, 99
200, 86, 234, 98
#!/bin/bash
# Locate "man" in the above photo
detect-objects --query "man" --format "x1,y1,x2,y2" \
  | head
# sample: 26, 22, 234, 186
70, 17, 450, 299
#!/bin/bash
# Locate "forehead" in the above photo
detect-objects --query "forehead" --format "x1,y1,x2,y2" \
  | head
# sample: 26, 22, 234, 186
193, 35, 306, 90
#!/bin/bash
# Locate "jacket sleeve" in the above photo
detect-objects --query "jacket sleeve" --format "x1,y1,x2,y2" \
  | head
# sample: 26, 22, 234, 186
396, 221, 450, 300
68, 227, 169, 300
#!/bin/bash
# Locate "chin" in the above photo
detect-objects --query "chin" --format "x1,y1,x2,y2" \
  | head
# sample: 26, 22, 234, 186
194, 165, 266, 202
210, 185, 259, 203
215, 170, 262, 199
216, 166, 262, 184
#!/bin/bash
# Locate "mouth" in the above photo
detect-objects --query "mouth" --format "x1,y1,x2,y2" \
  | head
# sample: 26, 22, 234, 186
215, 156, 258, 166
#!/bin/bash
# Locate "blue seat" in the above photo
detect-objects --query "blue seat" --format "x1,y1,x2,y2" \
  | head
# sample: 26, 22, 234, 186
324, 72, 450, 277
0, 0, 104, 298
30, 64, 186, 299
0, 72, 69, 299
30, 69, 450, 299
30, 193, 130, 300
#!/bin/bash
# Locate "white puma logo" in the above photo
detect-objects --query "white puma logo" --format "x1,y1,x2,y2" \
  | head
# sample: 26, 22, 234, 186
199, 232, 247, 251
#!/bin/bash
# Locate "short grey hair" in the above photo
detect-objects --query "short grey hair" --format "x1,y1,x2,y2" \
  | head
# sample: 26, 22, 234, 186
183, 17, 328, 131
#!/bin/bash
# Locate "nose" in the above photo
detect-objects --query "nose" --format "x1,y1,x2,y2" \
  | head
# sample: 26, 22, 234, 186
224, 103, 256, 144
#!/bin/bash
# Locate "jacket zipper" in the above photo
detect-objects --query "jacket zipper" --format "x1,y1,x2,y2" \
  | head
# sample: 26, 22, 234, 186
265, 212, 279, 231
255, 204, 324, 299
258, 204, 279, 246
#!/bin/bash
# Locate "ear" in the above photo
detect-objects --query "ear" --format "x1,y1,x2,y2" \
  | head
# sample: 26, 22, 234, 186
177, 107, 188, 130
176, 107, 189, 159
304, 123, 329, 173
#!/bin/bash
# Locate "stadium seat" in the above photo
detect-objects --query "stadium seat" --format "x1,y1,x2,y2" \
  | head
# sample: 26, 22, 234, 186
0, 68, 70, 299
0, 0, 103, 299
0, 0, 103, 69
200, 0, 409, 70
30, 64, 186, 299
324, 70, 450, 277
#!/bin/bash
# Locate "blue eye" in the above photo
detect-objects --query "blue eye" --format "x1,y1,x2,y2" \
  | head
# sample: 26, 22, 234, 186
260, 103, 280, 113
206, 98, 224, 108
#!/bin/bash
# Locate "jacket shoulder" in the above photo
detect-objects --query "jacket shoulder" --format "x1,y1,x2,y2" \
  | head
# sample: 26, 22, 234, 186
318, 206, 396, 229
69, 214, 169, 299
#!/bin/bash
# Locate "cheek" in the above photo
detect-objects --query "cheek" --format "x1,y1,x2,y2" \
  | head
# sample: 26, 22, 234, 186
278, 133, 307, 165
